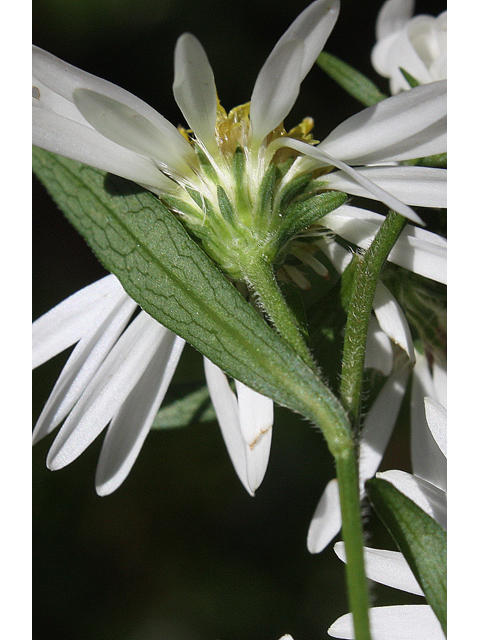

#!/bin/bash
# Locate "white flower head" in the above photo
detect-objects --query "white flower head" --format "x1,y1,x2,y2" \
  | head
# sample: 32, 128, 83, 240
33, 0, 446, 286
33, 0, 446, 496
372, 0, 447, 94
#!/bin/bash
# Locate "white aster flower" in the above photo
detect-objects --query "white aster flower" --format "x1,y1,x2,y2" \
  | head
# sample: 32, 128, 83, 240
33, 0, 446, 286
33, 274, 273, 496
328, 392, 446, 640
372, 0, 447, 94
33, 0, 446, 496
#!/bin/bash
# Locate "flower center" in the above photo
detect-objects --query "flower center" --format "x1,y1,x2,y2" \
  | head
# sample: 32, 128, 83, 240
162, 102, 346, 281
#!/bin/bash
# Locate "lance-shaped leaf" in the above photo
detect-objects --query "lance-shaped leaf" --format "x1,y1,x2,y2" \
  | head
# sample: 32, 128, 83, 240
366, 476, 446, 635
152, 385, 215, 429
316, 51, 388, 107
32, 147, 351, 453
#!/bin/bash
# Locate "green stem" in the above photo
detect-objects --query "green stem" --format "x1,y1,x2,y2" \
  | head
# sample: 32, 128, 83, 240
302, 394, 371, 640
340, 211, 406, 428
245, 258, 372, 639
336, 446, 371, 640
243, 259, 316, 369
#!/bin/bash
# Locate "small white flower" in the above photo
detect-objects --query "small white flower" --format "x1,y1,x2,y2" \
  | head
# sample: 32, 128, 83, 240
328, 394, 446, 639
372, 0, 447, 94
33, 274, 273, 496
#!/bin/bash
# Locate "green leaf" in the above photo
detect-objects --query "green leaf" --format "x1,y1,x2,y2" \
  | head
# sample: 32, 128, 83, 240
316, 52, 387, 107
400, 68, 421, 88
402, 152, 447, 168
32, 147, 352, 454
257, 162, 280, 220
276, 190, 348, 252
152, 385, 215, 428
416, 152, 447, 168
366, 476, 447, 635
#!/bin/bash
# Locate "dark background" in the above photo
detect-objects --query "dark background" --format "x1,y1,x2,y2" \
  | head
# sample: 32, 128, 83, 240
33, 2, 446, 639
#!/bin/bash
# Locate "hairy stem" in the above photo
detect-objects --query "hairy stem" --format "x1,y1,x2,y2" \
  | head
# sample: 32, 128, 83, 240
340, 211, 407, 428
243, 259, 316, 369
244, 257, 372, 639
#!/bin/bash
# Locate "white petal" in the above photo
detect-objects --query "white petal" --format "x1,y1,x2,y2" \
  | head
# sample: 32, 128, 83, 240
373, 282, 415, 361
328, 605, 444, 639
273, 138, 423, 223
377, 470, 447, 530
234, 381, 273, 491
267, 0, 340, 80
365, 315, 394, 376
173, 34, 218, 155
291, 247, 329, 277
321, 205, 447, 284
245, 427, 272, 493
315, 237, 353, 274
47, 312, 167, 470
234, 380, 274, 447
203, 358, 254, 496
33, 45, 194, 168
95, 334, 185, 495
325, 166, 447, 208
32, 274, 122, 368
424, 397, 447, 456
33, 75, 89, 124
373, 19, 437, 93
432, 358, 447, 409
307, 479, 342, 553
318, 81, 447, 165
434, 12, 448, 52
429, 13, 447, 81
250, 40, 305, 144
359, 366, 410, 485
334, 543, 423, 595
73, 88, 194, 177
33, 105, 174, 192
375, 0, 414, 41
371, 31, 417, 93
250, 0, 339, 142
411, 353, 447, 491
33, 293, 137, 443
407, 15, 444, 71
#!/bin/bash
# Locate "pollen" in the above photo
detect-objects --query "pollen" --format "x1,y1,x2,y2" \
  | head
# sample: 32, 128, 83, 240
215, 102, 252, 156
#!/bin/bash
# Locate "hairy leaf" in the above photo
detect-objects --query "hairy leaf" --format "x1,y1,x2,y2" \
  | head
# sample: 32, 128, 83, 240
152, 385, 215, 429
316, 51, 387, 107
33, 147, 351, 452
